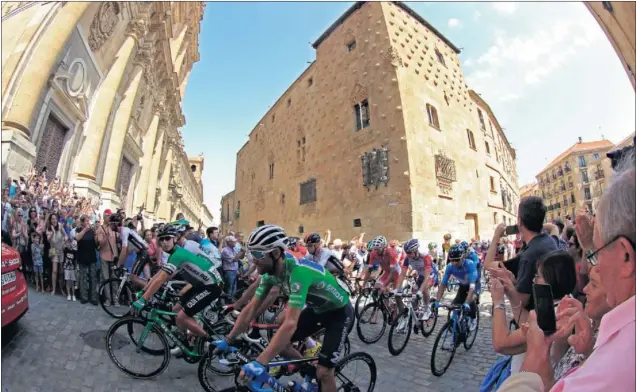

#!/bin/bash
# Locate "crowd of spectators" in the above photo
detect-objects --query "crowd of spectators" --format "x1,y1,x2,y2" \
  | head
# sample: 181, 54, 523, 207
482, 150, 635, 391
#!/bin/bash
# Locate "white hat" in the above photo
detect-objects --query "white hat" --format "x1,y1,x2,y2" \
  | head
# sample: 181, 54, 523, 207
226, 235, 237, 242
333, 239, 343, 246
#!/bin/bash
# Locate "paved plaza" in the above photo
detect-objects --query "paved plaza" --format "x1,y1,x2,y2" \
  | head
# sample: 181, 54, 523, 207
2, 288, 501, 392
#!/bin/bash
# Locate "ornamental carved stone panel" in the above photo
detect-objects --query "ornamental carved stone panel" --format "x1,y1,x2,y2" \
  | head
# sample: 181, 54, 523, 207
361, 145, 389, 190
350, 82, 368, 105
88, 2, 121, 52
382, 46, 403, 67
434, 152, 457, 197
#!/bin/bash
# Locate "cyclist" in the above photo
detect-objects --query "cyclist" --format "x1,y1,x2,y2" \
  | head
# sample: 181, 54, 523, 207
401, 239, 434, 320
432, 244, 479, 331
132, 224, 224, 346
362, 236, 401, 292
214, 225, 352, 392
287, 237, 304, 260
110, 212, 149, 288
303, 233, 346, 274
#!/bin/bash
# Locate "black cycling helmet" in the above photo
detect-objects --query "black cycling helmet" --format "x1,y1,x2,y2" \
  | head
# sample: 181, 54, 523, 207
305, 233, 321, 245
157, 224, 180, 240
288, 237, 298, 247
448, 244, 464, 261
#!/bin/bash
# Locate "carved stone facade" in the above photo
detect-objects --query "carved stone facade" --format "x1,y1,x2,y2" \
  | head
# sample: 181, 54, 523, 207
228, 2, 519, 241
1, 2, 211, 225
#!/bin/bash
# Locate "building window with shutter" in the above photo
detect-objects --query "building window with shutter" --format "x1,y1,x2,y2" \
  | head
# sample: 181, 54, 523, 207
354, 99, 370, 131
490, 176, 496, 192
579, 155, 587, 167
581, 169, 589, 183
466, 129, 476, 150
477, 109, 486, 130
584, 187, 592, 200
485, 141, 491, 155
426, 103, 440, 129
269, 163, 274, 180
300, 178, 317, 205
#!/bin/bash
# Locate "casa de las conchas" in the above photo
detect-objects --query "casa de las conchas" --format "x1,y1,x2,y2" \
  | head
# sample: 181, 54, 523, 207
223, 2, 519, 241
1, 2, 213, 224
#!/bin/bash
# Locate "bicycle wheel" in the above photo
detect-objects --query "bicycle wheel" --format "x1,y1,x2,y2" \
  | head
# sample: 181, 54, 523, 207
106, 317, 171, 379
354, 288, 372, 318
421, 307, 438, 337
430, 322, 457, 377
388, 309, 412, 356
463, 310, 480, 350
99, 278, 134, 318
334, 352, 377, 392
356, 302, 388, 344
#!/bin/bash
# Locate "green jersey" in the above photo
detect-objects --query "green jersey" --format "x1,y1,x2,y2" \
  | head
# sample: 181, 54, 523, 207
162, 246, 223, 287
254, 253, 350, 313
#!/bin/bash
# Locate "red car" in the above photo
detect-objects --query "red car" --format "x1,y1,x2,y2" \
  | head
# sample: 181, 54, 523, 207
2, 242, 28, 327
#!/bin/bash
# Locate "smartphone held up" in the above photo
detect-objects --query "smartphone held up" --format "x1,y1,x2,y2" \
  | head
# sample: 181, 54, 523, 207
532, 283, 557, 336
505, 225, 520, 236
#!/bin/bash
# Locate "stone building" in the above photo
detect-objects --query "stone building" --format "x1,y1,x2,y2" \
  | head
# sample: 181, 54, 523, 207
535, 137, 615, 220
227, 1, 519, 242
585, 2, 635, 90
220, 190, 237, 234
1, 2, 209, 224
519, 183, 541, 200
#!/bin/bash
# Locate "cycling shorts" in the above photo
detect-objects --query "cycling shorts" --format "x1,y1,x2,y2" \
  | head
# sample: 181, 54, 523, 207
289, 303, 353, 368
378, 269, 400, 288
181, 284, 222, 317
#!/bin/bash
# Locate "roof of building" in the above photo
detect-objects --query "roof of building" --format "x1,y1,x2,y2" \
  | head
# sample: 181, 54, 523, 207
519, 183, 537, 194
611, 131, 635, 151
312, 1, 461, 54
468, 90, 516, 160
538, 139, 615, 175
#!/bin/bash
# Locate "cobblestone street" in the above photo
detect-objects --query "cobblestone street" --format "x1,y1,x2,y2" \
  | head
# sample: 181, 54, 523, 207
2, 288, 500, 392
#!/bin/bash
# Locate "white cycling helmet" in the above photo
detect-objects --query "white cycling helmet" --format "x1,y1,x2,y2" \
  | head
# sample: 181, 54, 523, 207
247, 225, 289, 252
371, 235, 388, 249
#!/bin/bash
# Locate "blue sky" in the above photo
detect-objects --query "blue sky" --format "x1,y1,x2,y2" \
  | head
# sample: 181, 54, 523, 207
180, 2, 635, 222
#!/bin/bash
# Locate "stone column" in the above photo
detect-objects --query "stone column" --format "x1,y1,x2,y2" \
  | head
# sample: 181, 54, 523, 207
145, 125, 166, 215
156, 139, 175, 221
100, 44, 152, 195
133, 100, 164, 212
74, 19, 147, 185
1, 3, 90, 181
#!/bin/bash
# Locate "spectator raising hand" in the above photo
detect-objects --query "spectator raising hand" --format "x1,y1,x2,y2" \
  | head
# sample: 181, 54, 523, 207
574, 213, 594, 253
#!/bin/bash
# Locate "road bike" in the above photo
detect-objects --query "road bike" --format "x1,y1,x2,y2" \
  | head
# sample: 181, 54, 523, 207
356, 288, 397, 344
387, 287, 438, 355
198, 335, 376, 392
430, 300, 480, 376
353, 278, 377, 318
105, 301, 233, 379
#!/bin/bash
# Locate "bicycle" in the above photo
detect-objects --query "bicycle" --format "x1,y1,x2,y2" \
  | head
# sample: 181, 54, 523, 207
105, 300, 233, 379
353, 278, 377, 318
356, 288, 397, 344
198, 336, 376, 392
387, 287, 438, 355
430, 300, 480, 376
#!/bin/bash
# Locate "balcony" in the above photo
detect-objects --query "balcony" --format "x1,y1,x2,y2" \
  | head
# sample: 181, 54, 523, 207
564, 165, 571, 173
560, 184, 566, 192
568, 181, 573, 189
557, 168, 564, 177
595, 169, 605, 181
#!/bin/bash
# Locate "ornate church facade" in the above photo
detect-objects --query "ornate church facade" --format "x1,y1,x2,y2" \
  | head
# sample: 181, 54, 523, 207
1, 2, 210, 225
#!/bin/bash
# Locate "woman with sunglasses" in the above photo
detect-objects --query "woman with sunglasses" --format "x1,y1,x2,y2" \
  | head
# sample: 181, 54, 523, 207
132, 223, 223, 350
214, 225, 352, 392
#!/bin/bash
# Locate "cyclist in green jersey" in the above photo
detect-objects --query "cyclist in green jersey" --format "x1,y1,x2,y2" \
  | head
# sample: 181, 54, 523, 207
214, 225, 353, 392
132, 223, 223, 342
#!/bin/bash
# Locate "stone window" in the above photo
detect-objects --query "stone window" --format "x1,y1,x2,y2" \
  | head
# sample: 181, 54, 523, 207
281, 193, 285, 204
426, 103, 440, 129
298, 225, 304, 234
191, 164, 196, 172
297, 137, 306, 163
581, 169, 589, 183
307, 77, 313, 87
353, 218, 362, 227
269, 163, 274, 180
257, 220, 265, 227
578, 155, 587, 167
434, 48, 446, 66
300, 178, 316, 205
485, 141, 491, 155
287, 98, 291, 107
593, 153, 600, 160
272, 114, 275, 123
466, 129, 476, 150
584, 186, 591, 200
570, 193, 576, 204
489, 121, 494, 137
346, 40, 357, 52
490, 176, 496, 192
354, 99, 370, 131
477, 108, 486, 130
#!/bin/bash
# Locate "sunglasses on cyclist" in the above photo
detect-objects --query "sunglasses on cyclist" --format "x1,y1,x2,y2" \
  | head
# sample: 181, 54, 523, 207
157, 236, 173, 242
250, 250, 273, 260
